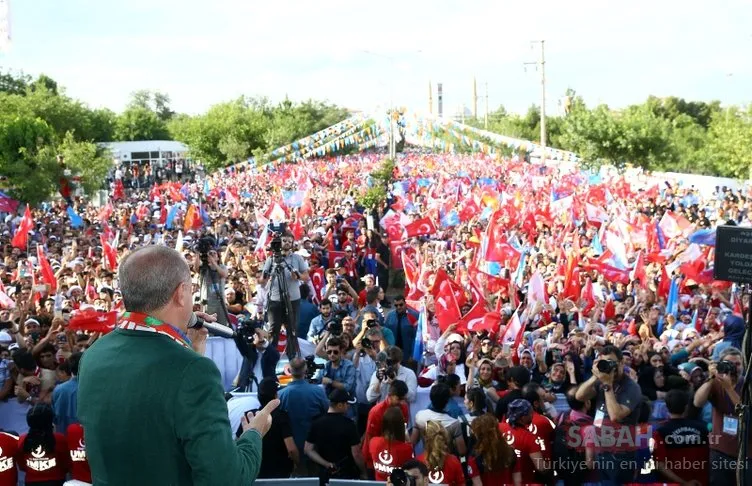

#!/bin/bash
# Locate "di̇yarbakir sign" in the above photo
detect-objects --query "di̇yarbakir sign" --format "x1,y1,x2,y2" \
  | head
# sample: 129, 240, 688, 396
714, 225, 752, 283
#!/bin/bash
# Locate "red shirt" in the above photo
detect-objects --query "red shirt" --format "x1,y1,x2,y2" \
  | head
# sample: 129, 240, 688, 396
467, 455, 516, 485
417, 452, 465, 485
66, 423, 92, 483
499, 421, 543, 485
18, 433, 69, 483
528, 412, 556, 461
0, 431, 19, 486
369, 437, 414, 480
362, 400, 410, 466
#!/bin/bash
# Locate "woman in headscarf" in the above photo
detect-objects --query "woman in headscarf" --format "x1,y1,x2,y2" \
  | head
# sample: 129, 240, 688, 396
18, 403, 69, 486
712, 314, 745, 361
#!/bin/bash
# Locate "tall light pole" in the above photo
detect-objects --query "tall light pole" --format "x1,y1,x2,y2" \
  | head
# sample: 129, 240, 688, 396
524, 40, 546, 160
362, 50, 398, 159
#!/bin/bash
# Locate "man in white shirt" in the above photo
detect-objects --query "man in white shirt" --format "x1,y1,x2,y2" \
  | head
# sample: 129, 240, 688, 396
410, 382, 467, 455
366, 346, 417, 404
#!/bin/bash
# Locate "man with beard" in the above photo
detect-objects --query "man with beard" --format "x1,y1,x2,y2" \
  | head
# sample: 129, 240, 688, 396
263, 232, 309, 357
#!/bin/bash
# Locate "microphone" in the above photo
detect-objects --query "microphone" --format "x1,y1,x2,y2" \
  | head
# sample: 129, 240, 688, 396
187, 313, 235, 339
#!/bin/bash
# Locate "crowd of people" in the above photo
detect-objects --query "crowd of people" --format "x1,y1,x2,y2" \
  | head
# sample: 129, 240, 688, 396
0, 148, 750, 485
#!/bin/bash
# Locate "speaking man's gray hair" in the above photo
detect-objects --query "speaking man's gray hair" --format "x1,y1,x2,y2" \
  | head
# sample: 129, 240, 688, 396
118, 246, 191, 313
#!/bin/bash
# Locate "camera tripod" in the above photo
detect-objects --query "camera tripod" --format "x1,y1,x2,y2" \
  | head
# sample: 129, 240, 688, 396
198, 264, 231, 326
267, 254, 300, 358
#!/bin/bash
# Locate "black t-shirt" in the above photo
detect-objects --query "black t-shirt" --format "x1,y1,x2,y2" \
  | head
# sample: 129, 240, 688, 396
237, 409, 294, 478
307, 412, 360, 478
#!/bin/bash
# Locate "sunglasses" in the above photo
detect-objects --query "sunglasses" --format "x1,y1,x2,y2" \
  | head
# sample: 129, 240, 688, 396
326, 349, 340, 355
481, 341, 492, 346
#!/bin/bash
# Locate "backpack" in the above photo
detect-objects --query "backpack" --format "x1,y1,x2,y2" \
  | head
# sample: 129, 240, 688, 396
552, 411, 590, 484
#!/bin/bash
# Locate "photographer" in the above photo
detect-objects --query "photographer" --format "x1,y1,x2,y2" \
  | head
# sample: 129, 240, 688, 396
576, 344, 642, 485
193, 237, 230, 326
307, 298, 334, 343
353, 327, 382, 433
693, 346, 749, 485
263, 232, 309, 357
354, 311, 395, 348
367, 346, 417, 405
236, 325, 281, 393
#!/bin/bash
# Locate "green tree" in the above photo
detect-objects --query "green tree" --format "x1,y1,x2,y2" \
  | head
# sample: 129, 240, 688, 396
115, 105, 170, 141
58, 131, 113, 196
703, 107, 752, 179
0, 115, 59, 204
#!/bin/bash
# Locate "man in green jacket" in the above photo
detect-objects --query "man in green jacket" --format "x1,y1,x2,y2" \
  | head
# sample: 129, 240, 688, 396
78, 245, 277, 485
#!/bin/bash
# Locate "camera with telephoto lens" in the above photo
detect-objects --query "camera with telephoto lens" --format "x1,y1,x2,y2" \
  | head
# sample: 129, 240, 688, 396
361, 337, 372, 350
717, 360, 737, 376
390, 468, 416, 486
325, 310, 348, 337
597, 359, 618, 374
196, 235, 216, 267
305, 354, 325, 382
365, 318, 377, 328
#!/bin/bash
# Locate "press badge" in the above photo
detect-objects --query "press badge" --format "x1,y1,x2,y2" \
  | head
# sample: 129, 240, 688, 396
723, 416, 739, 435
594, 408, 605, 428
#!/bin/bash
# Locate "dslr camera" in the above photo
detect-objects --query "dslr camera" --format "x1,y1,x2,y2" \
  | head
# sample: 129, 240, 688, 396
377, 358, 397, 381
305, 354, 325, 382
325, 310, 348, 337
196, 235, 216, 267
596, 359, 619, 374
717, 360, 737, 376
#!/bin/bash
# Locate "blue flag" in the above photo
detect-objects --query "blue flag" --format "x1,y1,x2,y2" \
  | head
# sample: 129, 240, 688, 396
440, 210, 460, 228
688, 228, 716, 246
203, 180, 211, 196
66, 206, 83, 228
412, 309, 425, 364
591, 231, 604, 255
282, 190, 305, 209
165, 205, 179, 230
199, 204, 211, 225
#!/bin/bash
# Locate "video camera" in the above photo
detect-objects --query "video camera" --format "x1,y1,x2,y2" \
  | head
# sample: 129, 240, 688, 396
597, 359, 619, 374
305, 354, 325, 382
267, 222, 287, 261
196, 235, 216, 267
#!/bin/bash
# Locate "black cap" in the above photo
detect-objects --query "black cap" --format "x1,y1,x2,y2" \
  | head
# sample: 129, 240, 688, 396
329, 388, 352, 404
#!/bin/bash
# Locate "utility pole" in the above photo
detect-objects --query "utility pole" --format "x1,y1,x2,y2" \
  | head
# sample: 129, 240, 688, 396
524, 40, 546, 161
428, 81, 433, 115
472, 77, 478, 119
484, 82, 489, 130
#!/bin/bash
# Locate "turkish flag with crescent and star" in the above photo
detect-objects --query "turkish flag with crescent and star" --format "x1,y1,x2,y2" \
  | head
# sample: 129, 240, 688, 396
432, 280, 462, 332
403, 217, 437, 239
68, 308, 119, 334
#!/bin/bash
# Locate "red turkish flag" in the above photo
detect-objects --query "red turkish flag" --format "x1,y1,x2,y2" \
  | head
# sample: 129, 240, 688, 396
310, 266, 325, 303
68, 308, 119, 334
403, 217, 437, 238
390, 241, 405, 270
457, 301, 489, 333
432, 280, 462, 332
36, 245, 57, 293
11, 205, 34, 250
100, 234, 118, 271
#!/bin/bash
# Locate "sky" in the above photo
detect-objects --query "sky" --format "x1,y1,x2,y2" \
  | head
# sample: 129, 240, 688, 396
1, 0, 751, 117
